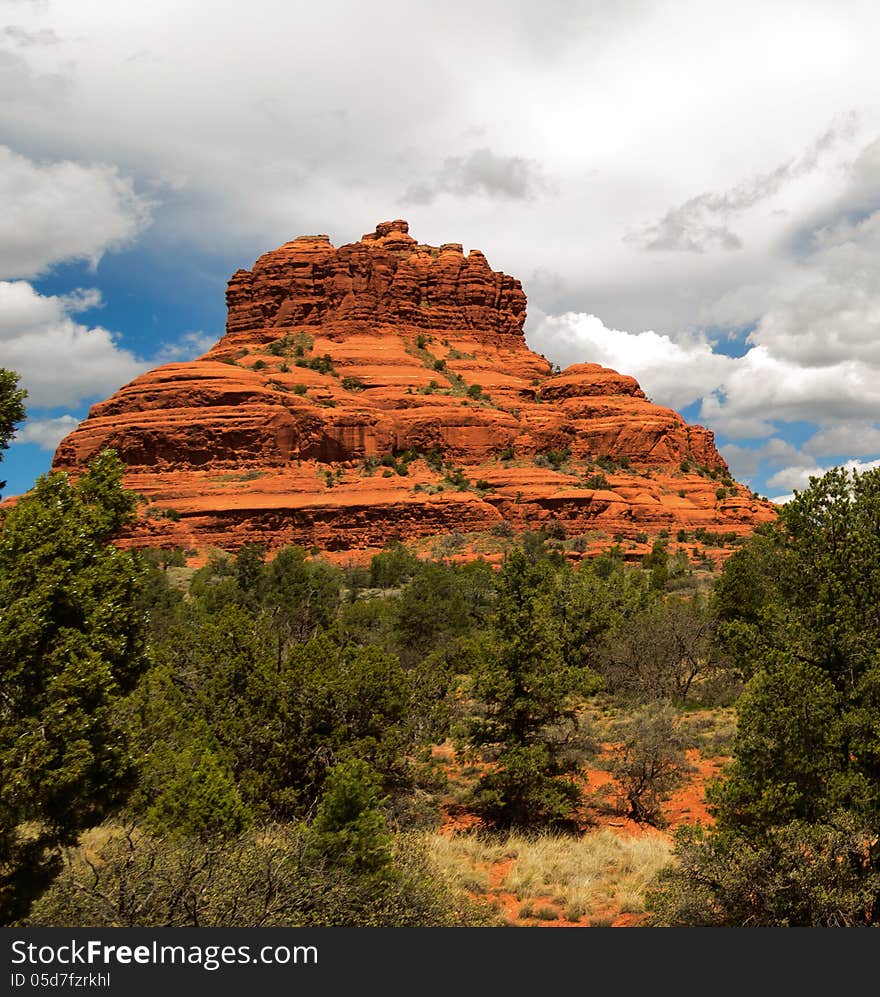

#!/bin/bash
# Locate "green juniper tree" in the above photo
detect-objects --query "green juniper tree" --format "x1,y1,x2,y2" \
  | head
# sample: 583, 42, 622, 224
306, 758, 393, 877
648, 466, 880, 925
0, 450, 148, 923
465, 547, 600, 829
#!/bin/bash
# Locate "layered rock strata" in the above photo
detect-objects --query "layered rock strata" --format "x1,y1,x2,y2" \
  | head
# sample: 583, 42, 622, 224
51, 220, 776, 555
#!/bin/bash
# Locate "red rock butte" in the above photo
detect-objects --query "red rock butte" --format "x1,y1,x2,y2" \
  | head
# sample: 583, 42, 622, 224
51, 219, 776, 559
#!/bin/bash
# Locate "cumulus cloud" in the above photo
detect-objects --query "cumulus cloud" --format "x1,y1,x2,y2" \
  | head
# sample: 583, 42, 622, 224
153, 330, 218, 363
0, 47, 67, 109
0, 146, 154, 279
0, 0, 876, 275
841, 136, 880, 215
742, 212, 880, 368
720, 438, 814, 488
693, 150, 880, 449
403, 148, 553, 205
0, 280, 147, 407
534, 287, 880, 466
1, 25, 59, 46
528, 311, 733, 410
2, 0, 880, 499
14, 413, 79, 450
698, 349, 880, 438
718, 443, 761, 481
526, 123, 880, 498
722, 447, 880, 503
531, 309, 880, 442
628, 119, 857, 253
804, 422, 880, 457
768, 457, 880, 498
531, 308, 880, 440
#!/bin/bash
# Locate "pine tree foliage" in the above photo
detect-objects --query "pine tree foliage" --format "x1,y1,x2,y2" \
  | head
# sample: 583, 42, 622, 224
650, 466, 880, 925
0, 451, 147, 923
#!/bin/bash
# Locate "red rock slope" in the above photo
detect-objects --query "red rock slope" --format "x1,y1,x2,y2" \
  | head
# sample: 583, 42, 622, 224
51, 220, 776, 555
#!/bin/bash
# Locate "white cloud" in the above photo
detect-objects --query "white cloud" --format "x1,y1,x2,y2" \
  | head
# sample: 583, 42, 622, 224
698, 348, 880, 438
767, 457, 880, 496
1, 0, 876, 283
531, 285, 880, 448
531, 310, 880, 442
2, 0, 880, 499
404, 148, 554, 204
0, 145, 154, 278
1, 25, 60, 47
628, 117, 858, 253
0, 280, 148, 407
721, 438, 814, 487
695, 186, 880, 444
14, 413, 79, 450
528, 312, 733, 410
531, 125, 880, 474
0, 46, 67, 110
153, 330, 217, 363
804, 422, 880, 456
742, 211, 880, 368
718, 443, 761, 480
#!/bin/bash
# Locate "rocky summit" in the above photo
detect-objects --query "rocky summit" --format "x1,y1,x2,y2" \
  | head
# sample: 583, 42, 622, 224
52, 220, 776, 560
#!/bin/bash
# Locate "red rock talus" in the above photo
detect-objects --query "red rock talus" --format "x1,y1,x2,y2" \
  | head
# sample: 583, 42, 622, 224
51, 220, 776, 556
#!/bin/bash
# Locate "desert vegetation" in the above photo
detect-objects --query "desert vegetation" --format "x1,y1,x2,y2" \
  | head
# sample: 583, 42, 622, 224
2, 364, 880, 927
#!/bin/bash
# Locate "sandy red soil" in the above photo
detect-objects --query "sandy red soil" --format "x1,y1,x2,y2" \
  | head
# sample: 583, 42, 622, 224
434, 740, 726, 928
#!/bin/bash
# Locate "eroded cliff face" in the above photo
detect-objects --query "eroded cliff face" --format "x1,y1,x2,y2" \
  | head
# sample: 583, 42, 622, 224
51, 220, 776, 556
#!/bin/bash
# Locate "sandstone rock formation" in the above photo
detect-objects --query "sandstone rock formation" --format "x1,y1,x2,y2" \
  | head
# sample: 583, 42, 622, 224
51, 220, 776, 558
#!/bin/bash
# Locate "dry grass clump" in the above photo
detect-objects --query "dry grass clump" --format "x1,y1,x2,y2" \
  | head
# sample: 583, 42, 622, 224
427, 827, 672, 923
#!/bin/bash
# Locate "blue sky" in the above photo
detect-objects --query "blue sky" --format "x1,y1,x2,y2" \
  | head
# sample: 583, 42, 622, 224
2, 244, 231, 496
3, 0, 880, 503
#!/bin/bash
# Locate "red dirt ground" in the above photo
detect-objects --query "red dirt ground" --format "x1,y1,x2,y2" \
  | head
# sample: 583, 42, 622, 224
434, 741, 727, 928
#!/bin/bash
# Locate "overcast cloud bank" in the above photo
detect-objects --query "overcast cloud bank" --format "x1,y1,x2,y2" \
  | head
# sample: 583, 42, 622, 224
1, 0, 880, 499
